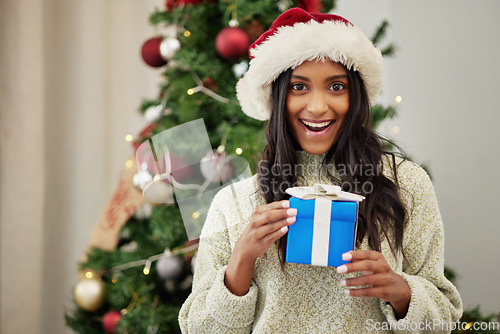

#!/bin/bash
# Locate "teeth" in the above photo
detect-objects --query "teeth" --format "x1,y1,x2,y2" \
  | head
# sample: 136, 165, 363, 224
302, 120, 332, 128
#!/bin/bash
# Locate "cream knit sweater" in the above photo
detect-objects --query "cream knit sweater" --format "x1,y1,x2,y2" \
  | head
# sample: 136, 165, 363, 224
179, 152, 462, 333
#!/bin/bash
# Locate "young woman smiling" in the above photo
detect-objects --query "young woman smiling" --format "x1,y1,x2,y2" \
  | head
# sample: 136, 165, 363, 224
286, 60, 350, 155
179, 8, 462, 333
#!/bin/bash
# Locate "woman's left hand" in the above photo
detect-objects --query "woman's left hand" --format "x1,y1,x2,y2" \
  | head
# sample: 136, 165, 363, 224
337, 250, 411, 319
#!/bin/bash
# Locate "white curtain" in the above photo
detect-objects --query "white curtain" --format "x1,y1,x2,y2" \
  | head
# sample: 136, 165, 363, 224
1, 1, 159, 333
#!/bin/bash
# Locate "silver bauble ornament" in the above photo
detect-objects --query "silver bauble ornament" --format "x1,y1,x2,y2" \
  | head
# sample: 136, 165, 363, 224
156, 253, 183, 280
133, 170, 154, 190
144, 104, 164, 123
200, 150, 234, 183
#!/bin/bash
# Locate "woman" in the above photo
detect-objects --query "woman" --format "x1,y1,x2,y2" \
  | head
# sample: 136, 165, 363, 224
179, 8, 462, 333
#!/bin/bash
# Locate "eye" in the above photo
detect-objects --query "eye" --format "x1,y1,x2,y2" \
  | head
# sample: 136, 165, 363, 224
329, 83, 346, 92
290, 83, 307, 91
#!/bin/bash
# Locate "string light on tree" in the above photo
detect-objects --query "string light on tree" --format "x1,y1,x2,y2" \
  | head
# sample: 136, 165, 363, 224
186, 73, 232, 103
143, 260, 152, 275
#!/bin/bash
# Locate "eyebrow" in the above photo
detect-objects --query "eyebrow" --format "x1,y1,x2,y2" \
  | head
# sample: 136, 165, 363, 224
291, 74, 348, 82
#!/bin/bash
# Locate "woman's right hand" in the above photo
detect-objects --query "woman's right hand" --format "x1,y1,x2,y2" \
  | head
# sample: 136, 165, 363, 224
224, 200, 297, 296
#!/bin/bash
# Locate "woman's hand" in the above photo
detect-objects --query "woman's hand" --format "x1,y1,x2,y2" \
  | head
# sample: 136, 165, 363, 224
337, 250, 411, 319
224, 200, 297, 296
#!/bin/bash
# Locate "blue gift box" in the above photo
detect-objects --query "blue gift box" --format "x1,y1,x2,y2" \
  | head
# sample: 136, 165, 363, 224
285, 197, 358, 267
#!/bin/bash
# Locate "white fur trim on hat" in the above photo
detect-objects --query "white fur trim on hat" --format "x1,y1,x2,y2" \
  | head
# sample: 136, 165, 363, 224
236, 19, 383, 121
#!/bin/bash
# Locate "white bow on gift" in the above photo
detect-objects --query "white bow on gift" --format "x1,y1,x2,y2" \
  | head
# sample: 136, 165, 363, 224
285, 184, 365, 202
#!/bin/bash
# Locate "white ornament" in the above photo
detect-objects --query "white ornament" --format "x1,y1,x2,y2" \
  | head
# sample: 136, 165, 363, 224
232, 60, 248, 78
200, 150, 233, 183
142, 178, 174, 204
156, 251, 183, 280
133, 203, 153, 220
133, 170, 154, 190
160, 36, 181, 61
144, 104, 164, 123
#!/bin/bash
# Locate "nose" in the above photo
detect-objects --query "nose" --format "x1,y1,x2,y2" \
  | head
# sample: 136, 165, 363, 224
306, 90, 329, 114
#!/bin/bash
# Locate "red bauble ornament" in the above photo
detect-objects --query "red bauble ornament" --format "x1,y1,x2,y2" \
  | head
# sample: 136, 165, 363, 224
215, 27, 249, 60
102, 310, 121, 334
141, 37, 167, 68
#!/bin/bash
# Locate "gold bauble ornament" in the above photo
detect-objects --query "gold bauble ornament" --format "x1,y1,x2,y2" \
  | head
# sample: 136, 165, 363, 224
74, 275, 106, 312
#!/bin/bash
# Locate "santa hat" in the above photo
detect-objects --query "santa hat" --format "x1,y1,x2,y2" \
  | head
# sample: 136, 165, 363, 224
236, 8, 383, 121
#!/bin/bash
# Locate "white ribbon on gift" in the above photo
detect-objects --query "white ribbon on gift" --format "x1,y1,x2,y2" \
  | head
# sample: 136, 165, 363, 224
286, 184, 364, 266
311, 197, 332, 266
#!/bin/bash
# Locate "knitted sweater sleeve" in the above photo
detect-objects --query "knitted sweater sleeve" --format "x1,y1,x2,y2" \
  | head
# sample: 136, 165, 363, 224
178, 187, 258, 333
379, 161, 463, 333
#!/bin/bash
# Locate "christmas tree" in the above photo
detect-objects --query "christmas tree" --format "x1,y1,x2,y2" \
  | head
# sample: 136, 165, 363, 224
64, 1, 463, 333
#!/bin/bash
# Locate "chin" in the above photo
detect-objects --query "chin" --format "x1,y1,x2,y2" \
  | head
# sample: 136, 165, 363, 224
302, 146, 330, 155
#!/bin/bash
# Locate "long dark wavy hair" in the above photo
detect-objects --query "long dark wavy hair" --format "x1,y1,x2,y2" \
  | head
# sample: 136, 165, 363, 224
257, 66, 407, 266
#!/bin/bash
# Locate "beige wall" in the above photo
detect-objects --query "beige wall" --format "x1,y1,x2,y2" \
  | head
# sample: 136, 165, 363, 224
337, 0, 500, 312
387, 0, 500, 312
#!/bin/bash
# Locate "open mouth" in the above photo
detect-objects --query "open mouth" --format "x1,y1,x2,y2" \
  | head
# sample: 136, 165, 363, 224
301, 119, 334, 133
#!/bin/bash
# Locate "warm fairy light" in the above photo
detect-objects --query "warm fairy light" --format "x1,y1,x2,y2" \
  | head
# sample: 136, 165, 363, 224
125, 134, 134, 142
392, 126, 400, 134
192, 211, 200, 219
235, 148, 243, 155
85, 271, 93, 279
143, 261, 152, 275
187, 88, 195, 95
465, 322, 473, 330
394, 96, 402, 104
183, 30, 191, 37
112, 278, 117, 284
125, 160, 133, 168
